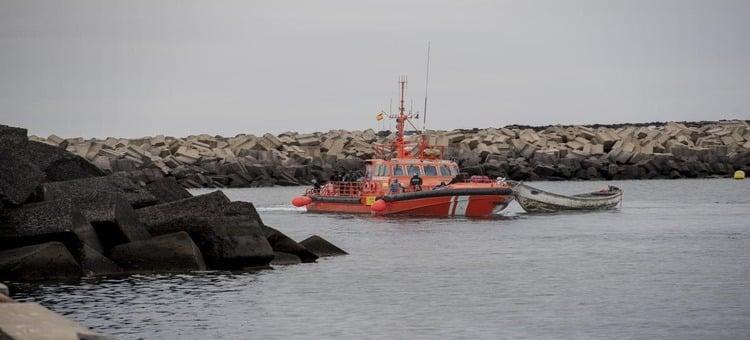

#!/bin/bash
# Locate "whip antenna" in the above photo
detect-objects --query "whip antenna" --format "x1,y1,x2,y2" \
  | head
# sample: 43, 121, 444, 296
422, 41, 431, 130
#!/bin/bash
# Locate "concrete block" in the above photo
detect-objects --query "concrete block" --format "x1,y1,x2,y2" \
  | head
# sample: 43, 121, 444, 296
0, 152, 45, 206
327, 139, 346, 156
519, 129, 540, 143
589, 144, 604, 155
46, 134, 65, 146
135, 191, 231, 232
445, 131, 466, 143
0, 303, 108, 338
162, 216, 274, 269
499, 128, 517, 138
577, 126, 596, 140
42, 174, 158, 208
0, 242, 83, 281
0, 199, 103, 258
296, 133, 320, 146
150, 134, 166, 147
109, 231, 206, 272
143, 177, 192, 204
262, 225, 318, 263
73, 192, 152, 250
299, 235, 347, 257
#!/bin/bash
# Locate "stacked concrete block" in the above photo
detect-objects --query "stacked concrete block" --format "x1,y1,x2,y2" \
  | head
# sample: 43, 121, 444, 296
34, 120, 749, 186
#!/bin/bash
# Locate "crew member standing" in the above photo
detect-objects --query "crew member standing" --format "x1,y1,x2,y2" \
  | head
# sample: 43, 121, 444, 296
410, 173, 423, 191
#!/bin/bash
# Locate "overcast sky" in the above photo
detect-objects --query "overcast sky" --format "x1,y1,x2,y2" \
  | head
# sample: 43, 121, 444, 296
1, 0, 749, 138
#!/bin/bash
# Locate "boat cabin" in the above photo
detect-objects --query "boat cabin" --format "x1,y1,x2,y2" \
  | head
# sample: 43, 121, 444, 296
365, 158, 459, 189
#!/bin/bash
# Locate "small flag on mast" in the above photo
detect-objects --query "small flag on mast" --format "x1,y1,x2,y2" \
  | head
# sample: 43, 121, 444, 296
376, 111, 385, 121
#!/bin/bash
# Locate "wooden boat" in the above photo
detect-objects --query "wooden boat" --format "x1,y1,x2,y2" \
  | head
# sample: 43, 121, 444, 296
511, 182, 623, 213
291, 77, 514, 217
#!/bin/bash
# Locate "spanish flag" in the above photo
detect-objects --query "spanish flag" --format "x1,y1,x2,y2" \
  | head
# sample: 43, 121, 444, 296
376, 111, 385, 121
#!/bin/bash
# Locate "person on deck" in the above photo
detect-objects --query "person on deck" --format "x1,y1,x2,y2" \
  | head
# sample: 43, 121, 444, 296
389, 178, 404, 194
433, 181, 448, 190
312, 179, 321, 193
410, 173, 423, 191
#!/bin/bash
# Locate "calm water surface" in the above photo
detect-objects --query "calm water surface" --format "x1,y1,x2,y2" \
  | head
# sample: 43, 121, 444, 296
11, 179, 750, 339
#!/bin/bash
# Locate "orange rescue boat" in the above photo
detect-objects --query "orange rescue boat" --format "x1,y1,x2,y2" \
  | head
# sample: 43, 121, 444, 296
291, 77, 514, 217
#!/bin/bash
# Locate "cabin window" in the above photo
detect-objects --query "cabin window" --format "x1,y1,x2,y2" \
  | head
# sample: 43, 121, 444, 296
424, 165, 438, 176
366, 165, 374, 178
440, 165, 452, 176
450, 165, 460, 176
393, 165, 404, 176
407, 165, 421, 176
376, 164, 390, 177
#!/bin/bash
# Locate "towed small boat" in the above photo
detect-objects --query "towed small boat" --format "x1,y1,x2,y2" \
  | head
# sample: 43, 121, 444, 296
511, 182, 623, 213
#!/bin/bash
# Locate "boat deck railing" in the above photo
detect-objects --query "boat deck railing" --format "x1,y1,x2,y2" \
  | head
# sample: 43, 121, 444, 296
306, 176, 512, 198
306, 181, 462, 198
306, 181, 378, 198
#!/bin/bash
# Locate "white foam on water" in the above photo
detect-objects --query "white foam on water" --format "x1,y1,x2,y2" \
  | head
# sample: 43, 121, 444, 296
256, 206, 306, 212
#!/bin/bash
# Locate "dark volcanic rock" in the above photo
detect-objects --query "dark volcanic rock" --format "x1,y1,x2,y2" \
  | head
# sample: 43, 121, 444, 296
135, 191, 231, 232
143, 177, 193, 204
261, 225, 318, 263
0, 152, 45, 206
0, 125, 44, 206
26, 141, 105, 181
179, 216, 274, 269
73, 192, 151, 252
221, 201, 264, 225
0, 126, 106, 206
0, 242, 82, 281
270, 251, 302, 265
299, 235, 348, 257
109, 231, 206, 272
41, 174, 158, 208
0, 199, 103, 259
135, 192, 275, 269
0, 124, 29, 147
79, 244, 123, 275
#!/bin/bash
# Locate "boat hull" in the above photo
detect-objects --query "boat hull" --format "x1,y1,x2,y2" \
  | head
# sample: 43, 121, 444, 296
305, 188, 514, 217
513, 183, 623, 213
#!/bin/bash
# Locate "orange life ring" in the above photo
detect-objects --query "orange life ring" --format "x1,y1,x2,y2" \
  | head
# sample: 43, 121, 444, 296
364, 182, 376, 193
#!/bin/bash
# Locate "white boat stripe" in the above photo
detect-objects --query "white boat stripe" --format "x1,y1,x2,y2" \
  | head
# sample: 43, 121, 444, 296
455, 196, 469, 216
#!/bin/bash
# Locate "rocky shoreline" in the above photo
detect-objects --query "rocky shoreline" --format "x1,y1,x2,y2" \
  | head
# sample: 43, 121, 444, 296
1, 123, 349, 338
0, 123, 346, 281
28, 120, 750, 188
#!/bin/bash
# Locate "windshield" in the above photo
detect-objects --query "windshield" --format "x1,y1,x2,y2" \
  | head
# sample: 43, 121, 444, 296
440, 165, 452, 176
376, 164, 391, 177
407, 165, 421, 176
393, 165, 404, 176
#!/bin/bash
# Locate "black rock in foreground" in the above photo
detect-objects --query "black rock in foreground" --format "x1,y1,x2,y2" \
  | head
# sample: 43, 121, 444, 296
300, 235, 349, 257
0, 242, 82, 281
0, 123, 346, 282
109, 232, 207, 272
262, 225, 319, 263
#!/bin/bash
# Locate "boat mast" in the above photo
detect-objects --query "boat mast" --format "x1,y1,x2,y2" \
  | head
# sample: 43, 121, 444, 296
395, 76, 408, 159
423, 41, 430, 130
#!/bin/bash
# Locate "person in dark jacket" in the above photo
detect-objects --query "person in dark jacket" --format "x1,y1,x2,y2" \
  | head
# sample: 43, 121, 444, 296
410, 173, 423, 191
312, 179, 321, 193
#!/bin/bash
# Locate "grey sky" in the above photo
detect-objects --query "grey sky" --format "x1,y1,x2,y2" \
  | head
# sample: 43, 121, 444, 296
1, 0, 749, 138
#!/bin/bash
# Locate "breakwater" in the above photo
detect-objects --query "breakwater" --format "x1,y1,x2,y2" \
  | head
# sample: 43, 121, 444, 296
1, 123, 345, 283
29, 120, 750, 188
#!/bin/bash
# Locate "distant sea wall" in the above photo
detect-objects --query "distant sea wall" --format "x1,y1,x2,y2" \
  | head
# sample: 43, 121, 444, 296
29, 120, 750, 187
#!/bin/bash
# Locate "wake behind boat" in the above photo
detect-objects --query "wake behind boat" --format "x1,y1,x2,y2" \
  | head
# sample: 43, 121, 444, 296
291, 77, 515, 217
511, 182, 623, 213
